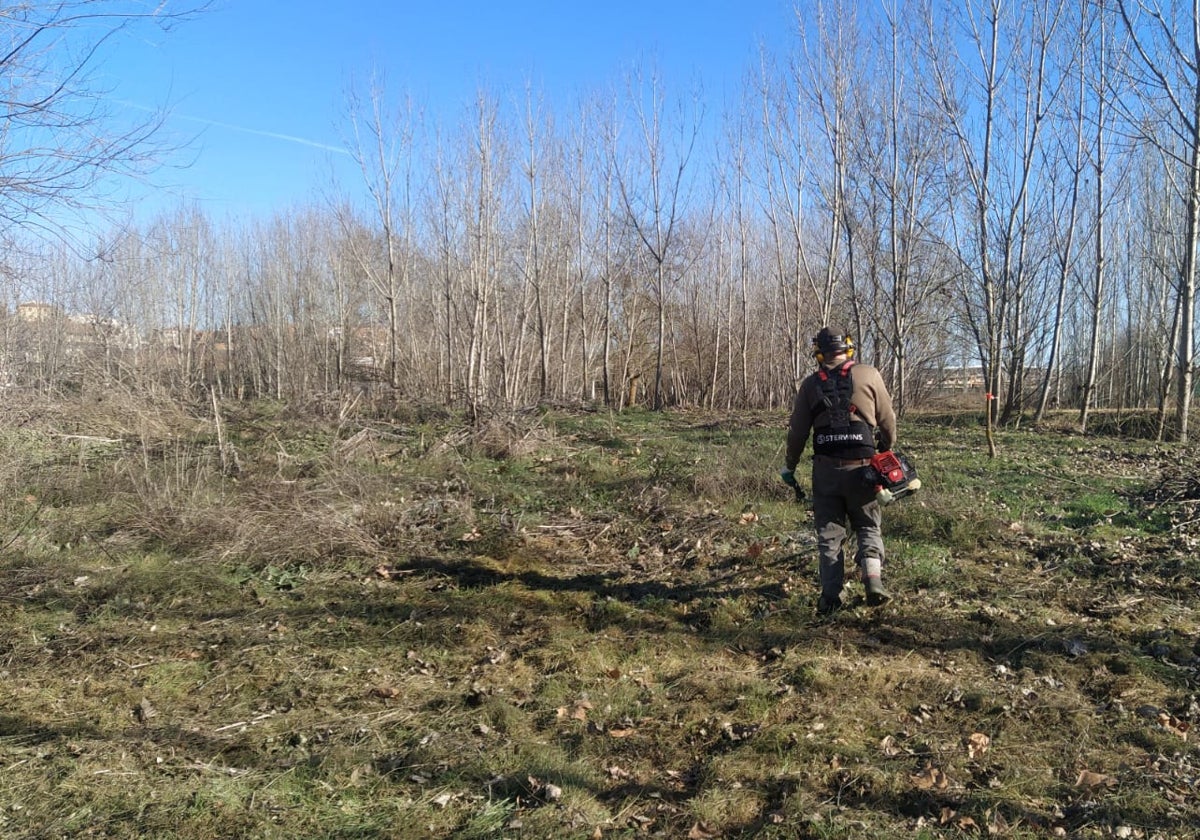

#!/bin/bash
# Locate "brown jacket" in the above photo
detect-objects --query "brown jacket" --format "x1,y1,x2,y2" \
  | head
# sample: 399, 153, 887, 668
786, 361, 896, 470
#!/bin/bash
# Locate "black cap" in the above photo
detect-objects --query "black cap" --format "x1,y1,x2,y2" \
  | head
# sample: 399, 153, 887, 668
814, 327, 851, 357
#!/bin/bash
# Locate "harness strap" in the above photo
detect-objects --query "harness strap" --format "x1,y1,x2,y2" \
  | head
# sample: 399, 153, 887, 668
812, 360, 875, 458
816, 361, 858, 423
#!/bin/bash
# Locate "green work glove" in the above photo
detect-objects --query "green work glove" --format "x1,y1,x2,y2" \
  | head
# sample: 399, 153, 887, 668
780, 468, 806, 502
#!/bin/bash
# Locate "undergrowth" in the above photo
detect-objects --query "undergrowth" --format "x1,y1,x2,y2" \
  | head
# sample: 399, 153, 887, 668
0, 397, 1196, 839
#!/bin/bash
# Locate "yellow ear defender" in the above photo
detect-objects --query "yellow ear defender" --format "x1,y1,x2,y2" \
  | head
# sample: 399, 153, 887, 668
812, 330, 855, 364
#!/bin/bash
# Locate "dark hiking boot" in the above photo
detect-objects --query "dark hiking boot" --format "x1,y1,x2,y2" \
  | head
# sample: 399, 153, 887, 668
864, 576, 891, 607
817, 594, 843, 615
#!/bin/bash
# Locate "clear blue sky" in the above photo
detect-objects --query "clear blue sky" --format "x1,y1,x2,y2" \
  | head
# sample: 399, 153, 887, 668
102, 0, 798, 221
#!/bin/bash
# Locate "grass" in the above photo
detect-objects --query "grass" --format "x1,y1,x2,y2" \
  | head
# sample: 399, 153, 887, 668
0, 396, 1197, 838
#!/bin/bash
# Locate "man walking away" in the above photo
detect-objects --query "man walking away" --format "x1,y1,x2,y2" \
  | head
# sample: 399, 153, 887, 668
780, 328, 898, 614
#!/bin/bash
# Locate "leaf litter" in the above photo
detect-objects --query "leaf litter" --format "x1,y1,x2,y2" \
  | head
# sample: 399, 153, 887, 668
3, 407, 1200, 838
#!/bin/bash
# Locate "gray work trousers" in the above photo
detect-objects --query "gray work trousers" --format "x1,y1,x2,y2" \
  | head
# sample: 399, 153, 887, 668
811, 455, 885, 601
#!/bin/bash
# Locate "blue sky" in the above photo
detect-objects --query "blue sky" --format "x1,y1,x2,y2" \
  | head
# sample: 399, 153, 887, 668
102, 0, 798, 221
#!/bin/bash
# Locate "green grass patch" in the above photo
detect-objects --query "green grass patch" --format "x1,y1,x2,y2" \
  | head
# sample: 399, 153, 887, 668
1, 399, 1198, 838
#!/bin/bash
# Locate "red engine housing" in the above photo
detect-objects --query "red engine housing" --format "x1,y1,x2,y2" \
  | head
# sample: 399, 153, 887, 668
870, 451, 908, 489
868, 450, 920, 503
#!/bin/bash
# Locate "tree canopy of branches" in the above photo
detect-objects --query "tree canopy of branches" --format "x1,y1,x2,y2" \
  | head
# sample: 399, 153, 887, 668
7, 0, 1200, 443
0, 1, 200, 242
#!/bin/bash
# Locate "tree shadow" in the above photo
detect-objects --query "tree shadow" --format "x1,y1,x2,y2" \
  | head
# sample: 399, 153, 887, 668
0, 712, 285, 773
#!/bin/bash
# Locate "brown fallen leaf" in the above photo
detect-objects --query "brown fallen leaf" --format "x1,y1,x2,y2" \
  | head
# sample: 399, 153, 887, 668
1158, 712, 1190, 740
967, 732, 991, 759
1075, 769, 1117, 789
557, 701, 592, 722
911, 762, 950, 791
935, 808, 979, 832
688, 821, 719, 839
608, 726, 635, 738
370, 685, 401, 699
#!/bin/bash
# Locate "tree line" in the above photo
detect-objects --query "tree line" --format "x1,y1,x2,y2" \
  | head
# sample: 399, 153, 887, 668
3, 1, 1199, 441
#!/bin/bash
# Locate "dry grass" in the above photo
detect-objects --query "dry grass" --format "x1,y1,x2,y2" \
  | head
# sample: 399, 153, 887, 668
0, 394, 1196, 839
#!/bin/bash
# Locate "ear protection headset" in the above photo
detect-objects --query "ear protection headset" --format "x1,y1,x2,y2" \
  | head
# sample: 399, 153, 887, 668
812, 330, 855, 365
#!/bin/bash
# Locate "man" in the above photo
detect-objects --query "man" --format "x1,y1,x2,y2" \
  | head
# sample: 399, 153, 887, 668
781, 327, 897, 613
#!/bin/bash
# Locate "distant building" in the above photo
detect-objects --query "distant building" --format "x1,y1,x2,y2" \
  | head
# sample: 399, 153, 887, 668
16, 301, 59, 323
926, 366, 984, 389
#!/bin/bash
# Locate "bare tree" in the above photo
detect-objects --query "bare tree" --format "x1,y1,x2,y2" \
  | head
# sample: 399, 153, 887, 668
596, 95, 625, 407
461, 87, 510, 416
716, 96, 755, 406
341, 72, 420, 392
137, 205, 220, 394
801, 1, 861, 330
924, 0, 1066, 454
613, 64, 704, 410
0, 2, 202, 240
515, 81, 557, 402
1073, 2, 1126, 433
1030, 0, 1101, 428
1138, 141, 1190, 439
428, 125, 463, 406
564, 98, 599, 402
843, 2, 953, 415
756, 48, 817, 387
1115, 0, 1200, 442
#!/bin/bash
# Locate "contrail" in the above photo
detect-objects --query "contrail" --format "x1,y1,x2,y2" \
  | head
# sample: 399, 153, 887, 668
118, 100, 351, 155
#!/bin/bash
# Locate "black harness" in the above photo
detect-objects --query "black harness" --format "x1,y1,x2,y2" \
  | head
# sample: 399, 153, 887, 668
812, 361, 876, 458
